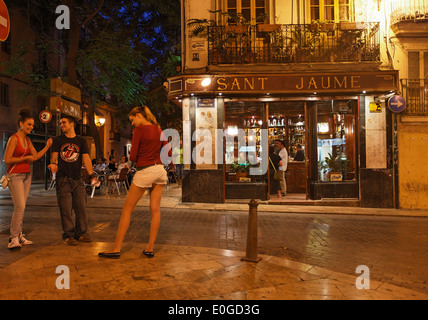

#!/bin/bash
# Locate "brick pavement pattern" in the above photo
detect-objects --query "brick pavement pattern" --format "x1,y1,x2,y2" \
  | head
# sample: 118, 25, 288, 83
1, 204, 427, 295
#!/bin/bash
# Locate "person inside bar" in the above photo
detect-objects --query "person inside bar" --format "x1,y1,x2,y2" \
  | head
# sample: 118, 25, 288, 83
293, 144, 305, 161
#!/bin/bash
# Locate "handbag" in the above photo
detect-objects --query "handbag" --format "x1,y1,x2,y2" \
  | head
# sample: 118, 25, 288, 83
269, 157, 283, 181
1, 174, 9, 189
1, 148, 26, 189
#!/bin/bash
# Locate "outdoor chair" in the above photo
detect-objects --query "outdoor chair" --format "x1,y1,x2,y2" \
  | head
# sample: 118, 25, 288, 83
108, 167, 129, 195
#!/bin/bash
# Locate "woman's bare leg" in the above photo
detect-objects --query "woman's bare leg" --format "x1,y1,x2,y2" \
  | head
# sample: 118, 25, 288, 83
110, 183, 146, 252
145, 184, 164, 252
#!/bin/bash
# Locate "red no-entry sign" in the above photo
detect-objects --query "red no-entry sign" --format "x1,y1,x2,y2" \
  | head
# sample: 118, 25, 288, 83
39, 110, 52, 124
0, 0, 10, 42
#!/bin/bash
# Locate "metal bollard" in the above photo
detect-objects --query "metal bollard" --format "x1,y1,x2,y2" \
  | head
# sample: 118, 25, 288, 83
242, 199, 261, 263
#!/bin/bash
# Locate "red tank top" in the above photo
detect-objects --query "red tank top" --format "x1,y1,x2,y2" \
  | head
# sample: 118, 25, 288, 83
7, 134, 31, 174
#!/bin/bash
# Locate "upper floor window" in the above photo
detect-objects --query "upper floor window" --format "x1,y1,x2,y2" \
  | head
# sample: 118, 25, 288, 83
225, 0, 267, 24
309, 0, 354, 22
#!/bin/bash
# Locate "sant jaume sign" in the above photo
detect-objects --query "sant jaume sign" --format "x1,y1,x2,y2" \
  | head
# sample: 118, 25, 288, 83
168, 71, 398, 96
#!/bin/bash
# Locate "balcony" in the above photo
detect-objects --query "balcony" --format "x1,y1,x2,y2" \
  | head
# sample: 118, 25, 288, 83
390, 0, 428, 36
207, 23, 380, 65
390, 0, 428, 25
400, 79, 428, 116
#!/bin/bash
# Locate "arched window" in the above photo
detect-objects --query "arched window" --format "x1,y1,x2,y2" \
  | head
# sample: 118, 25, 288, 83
225, 0, 267, 24
309, 0, 354, 22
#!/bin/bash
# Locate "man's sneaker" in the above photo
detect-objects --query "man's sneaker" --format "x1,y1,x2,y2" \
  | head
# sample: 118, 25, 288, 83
63, 237, 78, 246
76, 233, 92, 242
8, 237, 22, 250
19, 233, 33, 245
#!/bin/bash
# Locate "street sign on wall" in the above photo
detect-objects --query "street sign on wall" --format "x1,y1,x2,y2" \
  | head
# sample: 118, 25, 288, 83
50, 78, 81, 102
0, 0, 10, 42
50, 79, 82, 119
387, 95, 406, 113
49, 96, 82, 119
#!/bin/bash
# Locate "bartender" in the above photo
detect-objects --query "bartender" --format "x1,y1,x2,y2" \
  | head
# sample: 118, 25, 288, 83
293, 144, 305, 161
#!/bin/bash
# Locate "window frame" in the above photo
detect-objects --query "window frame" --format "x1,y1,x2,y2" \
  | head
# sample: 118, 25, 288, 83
308, 0, 354, 23
225, 0, 268, 25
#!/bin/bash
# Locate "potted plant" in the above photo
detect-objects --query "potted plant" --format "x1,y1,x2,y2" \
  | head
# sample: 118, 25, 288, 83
187, 11, 229, 64
320, 22, 335, 32
321, 153, 351, 181
288, 25, 320, 62
321, 153, 341, 181
309, 20, 336, 32
254, 13, 281, 32
335, 29, 365, 61
257, 23, 281, 33
339, 21, 365, 31
228, 161, 250, 181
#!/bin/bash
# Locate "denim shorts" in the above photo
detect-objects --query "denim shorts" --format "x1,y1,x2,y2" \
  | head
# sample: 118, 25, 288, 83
132, 164, 167, 188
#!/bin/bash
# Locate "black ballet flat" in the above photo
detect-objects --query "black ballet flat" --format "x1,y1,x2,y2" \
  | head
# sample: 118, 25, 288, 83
143, 250, 154, 258
98, 252, 120, 259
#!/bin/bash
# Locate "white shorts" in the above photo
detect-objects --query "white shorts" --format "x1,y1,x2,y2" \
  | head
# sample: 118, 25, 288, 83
132, 164, 167, 188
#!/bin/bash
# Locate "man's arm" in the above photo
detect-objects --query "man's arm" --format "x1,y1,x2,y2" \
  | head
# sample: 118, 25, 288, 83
82, 154, 100, 186
82, 154, 95, 176
48, 152, 59, 173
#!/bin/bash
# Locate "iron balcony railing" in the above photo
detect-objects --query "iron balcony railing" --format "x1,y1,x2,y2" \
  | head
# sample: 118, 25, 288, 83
207, 23, 380, 65
390, 0, 428, 25
400, 79, 428, 116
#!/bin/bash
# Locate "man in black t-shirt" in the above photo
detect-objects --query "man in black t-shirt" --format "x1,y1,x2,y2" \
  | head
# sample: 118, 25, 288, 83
48, 115, 99, 246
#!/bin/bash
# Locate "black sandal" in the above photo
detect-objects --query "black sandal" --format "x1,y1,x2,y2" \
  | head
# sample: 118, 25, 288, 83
143, 250, 154, 258
98, 252, 120, 259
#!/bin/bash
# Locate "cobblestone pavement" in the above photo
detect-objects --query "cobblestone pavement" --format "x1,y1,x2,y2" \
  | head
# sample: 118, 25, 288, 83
1, 203, 427, 296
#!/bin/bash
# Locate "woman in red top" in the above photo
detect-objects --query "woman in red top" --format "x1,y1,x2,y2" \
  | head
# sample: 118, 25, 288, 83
99, 106, 170, 259
3, 110, 52, 249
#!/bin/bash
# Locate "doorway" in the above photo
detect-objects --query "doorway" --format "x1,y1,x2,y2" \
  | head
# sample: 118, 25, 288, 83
268, 102, 308, 199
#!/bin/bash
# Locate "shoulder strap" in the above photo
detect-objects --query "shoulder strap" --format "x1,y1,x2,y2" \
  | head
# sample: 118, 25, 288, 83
8, 152, 26, 174
269, 157, 277, 172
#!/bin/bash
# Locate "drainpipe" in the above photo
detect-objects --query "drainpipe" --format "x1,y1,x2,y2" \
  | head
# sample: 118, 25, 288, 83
383, 0, 395, 69
291, 0, 294, 24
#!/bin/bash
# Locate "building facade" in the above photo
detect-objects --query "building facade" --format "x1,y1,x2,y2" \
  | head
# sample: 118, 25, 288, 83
0, 6, 132, 183
167, 0, 428, 208
0, 7, 59, 182
389, 0, 428, 209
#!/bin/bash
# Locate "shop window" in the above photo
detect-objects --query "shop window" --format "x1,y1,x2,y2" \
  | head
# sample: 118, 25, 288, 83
224, 101, 266, 183
317, 100, 357, 182
309, 0, 353, 22
225, 0, 267, 24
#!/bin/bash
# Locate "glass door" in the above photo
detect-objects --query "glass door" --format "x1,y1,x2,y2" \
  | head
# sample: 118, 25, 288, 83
268, 102, 307, 196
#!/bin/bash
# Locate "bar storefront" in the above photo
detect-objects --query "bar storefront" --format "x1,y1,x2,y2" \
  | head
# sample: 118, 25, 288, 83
167, 70, 398, 207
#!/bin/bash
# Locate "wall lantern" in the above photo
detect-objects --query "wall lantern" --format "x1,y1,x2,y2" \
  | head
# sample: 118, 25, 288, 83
95, 115, 105, 127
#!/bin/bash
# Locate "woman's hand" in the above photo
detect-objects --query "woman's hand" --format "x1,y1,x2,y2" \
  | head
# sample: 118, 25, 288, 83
46, 138, 53, 148
25, 155, 38, 162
